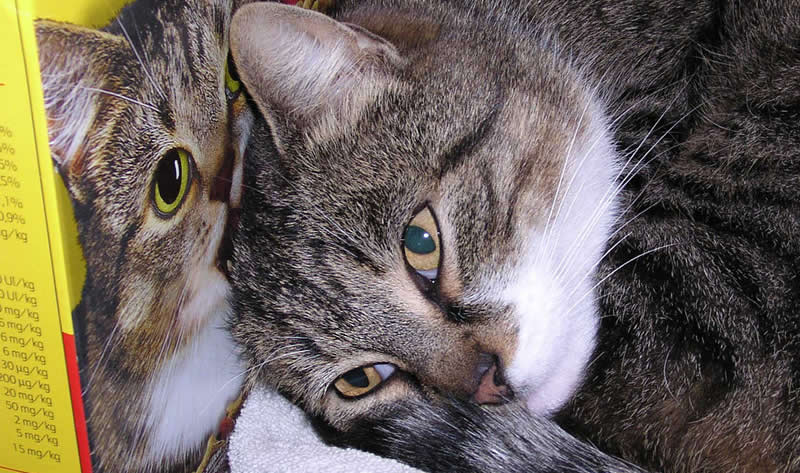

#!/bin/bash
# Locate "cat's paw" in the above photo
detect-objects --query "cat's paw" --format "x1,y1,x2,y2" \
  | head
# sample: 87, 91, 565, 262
283, 0, 334, 13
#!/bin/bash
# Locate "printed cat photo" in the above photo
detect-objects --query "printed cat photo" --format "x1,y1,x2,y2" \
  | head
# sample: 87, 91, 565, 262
35, 0, 252, 471
228, 0, 800, 472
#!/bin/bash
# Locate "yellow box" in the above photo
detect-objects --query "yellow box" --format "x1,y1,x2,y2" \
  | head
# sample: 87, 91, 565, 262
1, 1, 129, 472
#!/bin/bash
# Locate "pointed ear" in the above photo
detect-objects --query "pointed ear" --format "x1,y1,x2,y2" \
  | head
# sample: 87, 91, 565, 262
230, 3, 401, 147
35, 20, 122, 193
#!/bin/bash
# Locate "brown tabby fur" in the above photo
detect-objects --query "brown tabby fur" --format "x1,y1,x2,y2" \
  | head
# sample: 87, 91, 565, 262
229, 0, 800, 472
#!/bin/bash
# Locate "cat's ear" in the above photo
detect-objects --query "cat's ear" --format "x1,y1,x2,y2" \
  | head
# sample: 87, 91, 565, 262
35, 20, 122, 197
230, 3, 401, 148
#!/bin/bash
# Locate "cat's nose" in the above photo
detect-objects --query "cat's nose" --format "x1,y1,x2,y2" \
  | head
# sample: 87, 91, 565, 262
471, 353, 513, 405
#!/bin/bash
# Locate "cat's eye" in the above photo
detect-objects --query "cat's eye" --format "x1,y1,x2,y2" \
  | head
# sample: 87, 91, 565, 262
333, 363, 396, 398
225, 53, 241, 96
403, 206, 441, 283
152, 148, 192, 217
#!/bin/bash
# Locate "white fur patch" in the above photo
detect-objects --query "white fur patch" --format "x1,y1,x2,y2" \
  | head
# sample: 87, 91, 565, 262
143, 307, 245, 465
500, 252, 600, 414
490, 103, 620, 415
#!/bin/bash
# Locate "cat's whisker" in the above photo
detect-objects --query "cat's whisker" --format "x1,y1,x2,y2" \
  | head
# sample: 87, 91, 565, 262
537, 93, 593, 267
557, 174, 663, 288
550, 143, 672, 284
208, 368, 249, 403
541, 81, 618, 264
83, 321, 123, 396
143, 277, 198, 420
563, 243, 678, 318
551, 100, 698, 283
611, 84, 692, 184
78, 86, 159, 112
663, 344, 678, 403
211, 338, 314, 397
147, 316, 181, 416
564, 230, 632, 287
539, 83, 664, 271
553, 160, 670, 287
546, 86, 641, 216
115, 17, 167, 101
583, 343, 607, 372
151, 281, 190, 374
536, 69, 657, 240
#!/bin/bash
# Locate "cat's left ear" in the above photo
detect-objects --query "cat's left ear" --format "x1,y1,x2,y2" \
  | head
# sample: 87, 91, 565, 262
230, 3, 402, 149
35, 20, 123, 199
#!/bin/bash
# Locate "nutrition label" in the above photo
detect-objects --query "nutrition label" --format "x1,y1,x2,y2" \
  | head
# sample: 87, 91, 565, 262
0, 125, 29, 245
0, 121, 81, 471
1, 273, 61, 465
1, 2, 85, 472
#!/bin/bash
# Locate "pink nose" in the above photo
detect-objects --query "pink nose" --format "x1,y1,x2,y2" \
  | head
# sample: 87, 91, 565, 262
472, 356, 512, 405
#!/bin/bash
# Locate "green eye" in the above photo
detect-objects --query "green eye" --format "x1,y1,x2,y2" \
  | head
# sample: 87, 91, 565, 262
403, 206, 441, 281
153, 148, 192, 216
225, 54, 241, 95
333, 364, 396, 398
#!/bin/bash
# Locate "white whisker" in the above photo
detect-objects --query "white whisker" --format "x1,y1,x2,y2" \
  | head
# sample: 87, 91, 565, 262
551, 99, 698, 285
78, 86, 159, 112
115, 17, 167, 101
564, 243, 678, 317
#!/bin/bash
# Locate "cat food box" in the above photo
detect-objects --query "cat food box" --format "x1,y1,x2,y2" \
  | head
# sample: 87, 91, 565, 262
1, 1, 129, 472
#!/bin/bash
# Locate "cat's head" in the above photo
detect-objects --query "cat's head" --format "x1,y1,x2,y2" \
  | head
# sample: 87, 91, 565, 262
35, 0, 252, 373
231, 1, 619, 429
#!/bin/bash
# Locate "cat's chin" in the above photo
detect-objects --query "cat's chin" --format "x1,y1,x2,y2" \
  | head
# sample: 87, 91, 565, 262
508, 298, 598, 416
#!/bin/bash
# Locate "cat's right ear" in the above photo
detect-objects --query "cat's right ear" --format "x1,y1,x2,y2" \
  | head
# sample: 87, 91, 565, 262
230, 3, 402, 151
35, 20, 122, 198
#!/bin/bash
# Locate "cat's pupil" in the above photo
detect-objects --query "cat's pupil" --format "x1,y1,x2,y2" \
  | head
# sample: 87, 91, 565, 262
156, 152, 182, 204
404, 226, 435, 254
342, 367, 370, 388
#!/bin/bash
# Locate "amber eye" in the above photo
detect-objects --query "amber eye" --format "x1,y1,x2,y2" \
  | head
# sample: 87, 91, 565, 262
402, 206, 441, 282
225, 53, 241, 96
333, 364, 396, 398
152, 148, 192, 217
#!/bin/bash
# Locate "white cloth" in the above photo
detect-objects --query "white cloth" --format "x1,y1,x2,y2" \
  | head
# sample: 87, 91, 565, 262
228, 387, 423, 473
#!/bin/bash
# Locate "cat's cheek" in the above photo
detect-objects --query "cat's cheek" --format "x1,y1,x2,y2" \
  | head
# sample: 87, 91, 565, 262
179, 204, 232, 328
179, 269, 230, 329
520, 295, 598, 415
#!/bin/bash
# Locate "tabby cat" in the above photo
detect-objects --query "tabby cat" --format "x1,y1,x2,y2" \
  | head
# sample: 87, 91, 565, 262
229, 0, 635, 471
35, 0, 251, 471
229, 0, 800, 472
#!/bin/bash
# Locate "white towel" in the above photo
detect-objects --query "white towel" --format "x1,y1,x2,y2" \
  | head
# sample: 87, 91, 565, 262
228, 387, 423, 473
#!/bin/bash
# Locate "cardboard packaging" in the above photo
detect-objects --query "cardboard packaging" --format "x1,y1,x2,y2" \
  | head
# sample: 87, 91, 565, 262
1, 1, 128, 471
